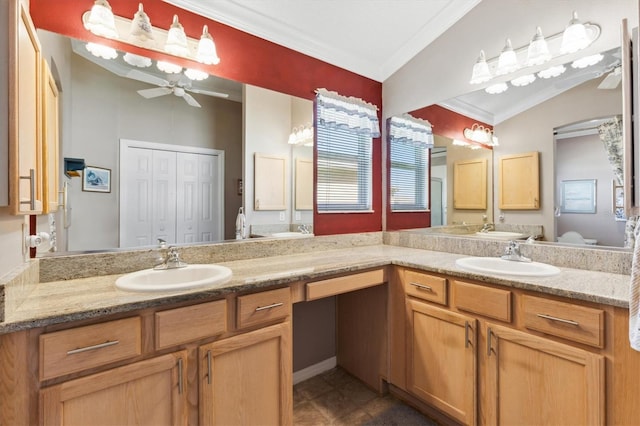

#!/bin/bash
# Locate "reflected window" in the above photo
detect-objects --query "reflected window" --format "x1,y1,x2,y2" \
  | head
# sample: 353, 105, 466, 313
390, 140, 429, 211
316, 125, 372, 212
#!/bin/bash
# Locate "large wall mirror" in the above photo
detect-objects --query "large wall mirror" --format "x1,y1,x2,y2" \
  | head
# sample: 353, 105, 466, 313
417, 45, 626, 247
35, 30, 313, 255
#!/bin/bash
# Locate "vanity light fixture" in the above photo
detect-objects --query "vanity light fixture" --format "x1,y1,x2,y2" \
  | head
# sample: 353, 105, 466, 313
196, 26, 221, 65
495, 39, 519, 75
470, 50, 492, 84
560, 11, 590, 54
463, 124, 499, 146
128, 3, 154, 44
85, 42, 118, 60
288, 125, 314, 146
470, 11, 600, 93
452, 139, 482, 150
84, 0, 119, 39
164, 15, 190, 57
526, 27, 551, 66
82, 1, 222, 66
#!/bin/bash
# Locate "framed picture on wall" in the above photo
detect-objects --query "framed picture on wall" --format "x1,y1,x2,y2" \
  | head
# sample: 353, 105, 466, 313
613, 181, 626, 221
82, 166, 111, 193
560, 179, 596, 214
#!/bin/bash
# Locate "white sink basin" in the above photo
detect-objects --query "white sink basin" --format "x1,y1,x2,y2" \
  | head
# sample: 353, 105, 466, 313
270, 232, 314, 238
474, 231, 528, 240
115, 264, 232, 292
455, 257, 560, 277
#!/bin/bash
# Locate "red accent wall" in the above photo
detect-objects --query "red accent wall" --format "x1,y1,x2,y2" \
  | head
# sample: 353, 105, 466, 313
386, 104, 492, 231
30, 0, 382, 236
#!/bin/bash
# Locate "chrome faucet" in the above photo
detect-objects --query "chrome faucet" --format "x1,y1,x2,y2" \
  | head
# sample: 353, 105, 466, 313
501, 240, 531, 262
154, 246, 188, 270
298, 224, 311, 234
480, 223, 494, 233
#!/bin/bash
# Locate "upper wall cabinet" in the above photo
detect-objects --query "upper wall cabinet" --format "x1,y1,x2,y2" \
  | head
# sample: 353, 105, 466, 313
498, 151, 540, 210
254, 153, 287, 211
453, 158, 487, 210
9, 0, 43, 214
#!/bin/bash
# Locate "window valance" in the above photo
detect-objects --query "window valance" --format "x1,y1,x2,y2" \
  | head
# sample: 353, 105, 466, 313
388, 114, 434, 148
315, 88, 380, 138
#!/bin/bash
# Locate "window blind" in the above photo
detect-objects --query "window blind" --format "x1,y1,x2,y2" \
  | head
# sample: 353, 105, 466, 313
316, 124, 372, 212
390, 140, 429, 211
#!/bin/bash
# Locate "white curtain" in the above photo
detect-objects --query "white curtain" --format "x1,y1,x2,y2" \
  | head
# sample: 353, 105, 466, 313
388, 114, 434, 148
315, 88, 380, 137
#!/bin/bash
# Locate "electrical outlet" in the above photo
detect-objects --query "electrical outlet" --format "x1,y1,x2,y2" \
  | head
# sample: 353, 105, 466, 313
295, 211, 301, 221
279, 212, 285, 221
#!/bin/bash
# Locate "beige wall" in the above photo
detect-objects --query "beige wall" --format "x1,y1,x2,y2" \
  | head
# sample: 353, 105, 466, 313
493, 79, 621, 240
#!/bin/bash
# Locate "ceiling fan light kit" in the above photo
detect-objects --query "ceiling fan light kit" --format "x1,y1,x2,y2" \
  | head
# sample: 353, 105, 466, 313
470, 11, 601, 93
82, 1, 220, 76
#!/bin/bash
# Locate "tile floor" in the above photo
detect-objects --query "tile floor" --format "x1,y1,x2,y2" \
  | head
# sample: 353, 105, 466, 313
293, 367, 438, 425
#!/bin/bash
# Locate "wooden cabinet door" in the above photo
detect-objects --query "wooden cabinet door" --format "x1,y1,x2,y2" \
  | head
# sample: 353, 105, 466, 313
498, 151, 539, 210
40, 351, 188, 426
9, 0, 43, 214
199, 322, 292, 426
453, 158, 487, 209
41, 58, 59, 214
406, 299, 477, 425
484, 324, 604, 425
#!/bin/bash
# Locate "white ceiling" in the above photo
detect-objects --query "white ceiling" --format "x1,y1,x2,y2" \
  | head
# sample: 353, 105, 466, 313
164, 0, 482, 82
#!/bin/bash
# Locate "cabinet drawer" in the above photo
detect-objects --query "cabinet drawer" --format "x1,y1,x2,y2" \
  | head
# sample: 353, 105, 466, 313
306, 269, 386, 300
40, 317, 142, 381
453, 280, 512, 322
156, 300, 227, 350
522, 295, 605, 348
403, 270, 447, 306
237, 287, 291, 329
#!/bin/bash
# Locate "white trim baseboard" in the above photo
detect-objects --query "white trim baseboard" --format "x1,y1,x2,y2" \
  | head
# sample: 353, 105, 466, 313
292, 356, 337, 385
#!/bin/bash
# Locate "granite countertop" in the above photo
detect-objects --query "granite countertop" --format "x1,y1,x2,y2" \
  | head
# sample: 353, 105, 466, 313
1, 245, 631, 334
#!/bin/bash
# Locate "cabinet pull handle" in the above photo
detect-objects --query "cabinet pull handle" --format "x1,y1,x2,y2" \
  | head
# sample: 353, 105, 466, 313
178, 358, 184, 394
255, 302, 284, 311
487, 327, 494, 357
464, 321, 472, 349
206, 350, 212, 385
19, 169, 36, 210
66, 340, 119, 355
410, 282, 433, 292
536, 313, 579, 326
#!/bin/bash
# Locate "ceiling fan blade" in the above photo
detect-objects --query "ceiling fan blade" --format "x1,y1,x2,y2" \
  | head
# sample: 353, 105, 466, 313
126, 69, 170, 87
182, 93, 201, 108
137, 87, 173, 98
598, 68, 622, 89
188, 87, 230, 98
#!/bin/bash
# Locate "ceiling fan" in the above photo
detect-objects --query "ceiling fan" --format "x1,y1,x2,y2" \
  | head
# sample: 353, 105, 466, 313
126, 69, 230, 107
597, 66, 622, 90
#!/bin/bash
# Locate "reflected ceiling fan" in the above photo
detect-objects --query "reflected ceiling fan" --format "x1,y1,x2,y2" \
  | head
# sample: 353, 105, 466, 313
126, 69, 229, 108
598, 66, 622, 89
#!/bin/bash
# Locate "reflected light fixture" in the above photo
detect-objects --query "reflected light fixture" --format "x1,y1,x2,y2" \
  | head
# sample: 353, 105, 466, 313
526, 27, 551, 66
537, 64, 566, 79
288, 125, 314, 146
511, 73, 536, 87
463, 124, 499, 146
164, 15, 189, 57
495, 39, 519, 75
184, 68, 209, 81
485, 82, 508, 94
157, 60, 182, 74
123, 52, 152, 67
571, 53, 604, 69
452, 139, 481, 150
84, 0, 118, 39
196, 25, 221, 65
470, 50, 492, 84
561, 11, 590, 54
85, 42, 118, 60
128, 3, 154, 43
